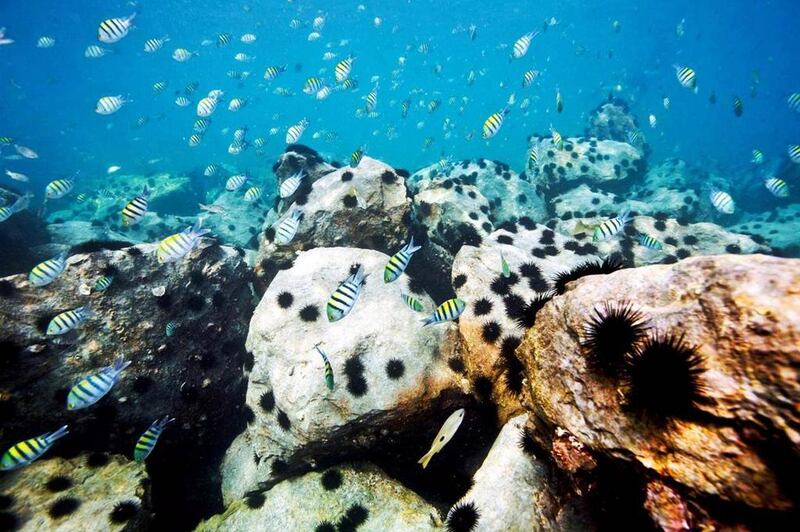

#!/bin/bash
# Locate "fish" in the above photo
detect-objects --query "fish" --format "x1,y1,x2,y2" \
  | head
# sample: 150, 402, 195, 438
67, 356, 131, 410
47, 305, 92, 335
350, 145, 366, 167
751, 149, 764, 165
674, 65, 697, 92
96, 95, 128, 115
733, 96, 743, 117
274, 209, 302, 245
421, 298, 466, 326
107, 165, 121, 174
663, 96, 671, 110
279, 171, 305, 198
94, 276, 113, 292
384, 237, 422, 283
5, 169, 29, 182
593, 210, 631, 241
152, 81, 168, 93
175, 96, 191, 107
335, 56, 355, 82
402, 293, 424, 312
286, 118, 309, 144
29, 252, 68, 287
203, 164, 218, 177
226, 174, 248, 191
244, 186, 262, 202
527, 147, 538, 169
36, 36, 56, 48
428, 99, 441, 113
627, 130, 643, 146
482, 107, 509, 139
709, 91, 717, 105
315, 86, 332, 100
165, 320, 178, 336
788, 92, 800, 113
1, 425, 69, 471
709, 189, 735, 214
0, 27, 15, 46
134, 416, 174, 462
469, 24, 478, 41
234, 52, 254, 62
511, 31, 538, 59
122, 186, 149, 226
263, 65, 286, 80
144, 36, 169, 53
401, 99, 410, 118
418, 408, 465, 468
326, 264, 367, 322
1, 194, 32, 223
240, 33, 257, 44
551, 126, 564, 150
98, 13, 136, 44
308, 31, 321, 42
45, 176, 76, 199
314, 343, 334, 391
303, 77, 324, 95
649, 114, 657, 128
198, 203, 227, 216
788, 144, 800, 164
156, 220, 210, 263
637, 234, 663, 250
364, 85, 379, 112
84, 45, 111, 58
172, 48, 197, 62
764, 177, 789, 198
216, 32, 231, 46
196, 96, 218, 117
227, 98, 246, 111
188, 134, 203, 147
522, 69, 539, 88
556, 89, 563, 113
501, 252, 510, 278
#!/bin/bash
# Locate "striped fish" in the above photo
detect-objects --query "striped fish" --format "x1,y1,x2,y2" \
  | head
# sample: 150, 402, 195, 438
303, 77, 324, 95
733, 96, 743, 117
511, 31, 538, 59
674, 65, 697, 91
286, 118, 309, 144
314, 344, 334, 391
501, 252, 510, 278
789, 144, 800, 164
228, 98, 246, 111
96, 95, 127, 115
94, 276, 113, 291
188, 134, 203, 147
364, 85, 378, 112
216, 32, 231, 46
165, 320, 178, 337
1, 425, 68, 471
152, 81, 168, 93
326, 264, 367, 322
274, 210, 302, 245
551, 126, 564, 150
84, 45, 110, 58
556, 89, 563, 113
29, 252, 68, 287
203, 163, 218, 176
144, 36, 169, 53
36, 36, 55, 48
788, 92, 800, 113
0, 194, 30, 223
134, 416, 174, 462
709, 189, 735, 214
196, 96, 218, 118
244, 186, 262, 202
421, 298, 466, 327
402, 293, 424, 312
67, 356, 131, 410
263, 65, 286, 80
482, 107, 509, 139
528, 147, 538, 168
279, 171, 305, 198
316, 86, 332, 100
175, 96, 191, 107
335, 56, 354, 82
401, 99, 410, 118
764, 177, 789, 198
350, 145, 366, 167
428, 99, 441, 113
97, 13, 136, 44
592, 210, 632, 242
172, 48, 196, 62
122, 186, 149, 226
47, 306, 92, 335
46, 176, 76, 199
226, 174, 248, 191
522, 69, 539, 88
157, 220, 210, 263
637, 234, 663, 250
384, 237, 422, 283
751, 149, 764, 165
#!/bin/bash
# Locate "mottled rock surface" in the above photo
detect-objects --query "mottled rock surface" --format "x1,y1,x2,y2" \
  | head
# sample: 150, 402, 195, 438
584, 99, 639, 142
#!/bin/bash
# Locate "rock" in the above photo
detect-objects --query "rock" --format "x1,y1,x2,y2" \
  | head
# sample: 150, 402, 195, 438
631, 159, 702, 219
0, 454, 150, 531
199, 463, 440, 532
228, 246, 466, 496
731, 204, 800, 256
552, 184, 653, 218
0, 188, 50, 276
518, 254, 799, 524
451, 222, 600, 422
0, 239, 252, 529
528, 136, 645, 198
199, 190, 271, 250
584, 99, 640, 142
271, 144, 335, 185
448, 414, 592, 532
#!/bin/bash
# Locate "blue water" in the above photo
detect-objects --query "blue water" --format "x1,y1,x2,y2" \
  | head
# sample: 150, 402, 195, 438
2, 0, 799, 192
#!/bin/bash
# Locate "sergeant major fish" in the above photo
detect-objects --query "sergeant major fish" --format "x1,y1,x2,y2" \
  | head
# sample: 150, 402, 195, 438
98, 13, 136, 44
327, 264, 367, 322
134, 416, 174, 461
384, 237, 422, 283
593, 210, 631, 241
422, 298, 466, 326
156, 220, 210, 263
122, 186, 149, 226
314, 343, 334, 391
29, 252, 68, 287
47, 306, 92, 335
274, 209, 302, 245
1, 425, 68, 471
67, 356, 131, 410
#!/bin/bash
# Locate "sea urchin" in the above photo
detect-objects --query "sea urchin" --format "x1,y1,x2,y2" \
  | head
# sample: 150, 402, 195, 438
446, 501, 480, 532
581, 301, 648, 374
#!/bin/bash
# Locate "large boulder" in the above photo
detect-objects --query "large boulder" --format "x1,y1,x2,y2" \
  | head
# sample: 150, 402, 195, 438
630, 159, 702, 220
0, 239, 252, 529
584, 99, 640, 142
271, 144, 336, 186
517, 254, 799, 526
731, 204, 800, 257
0, 454, 150, 531
0, 188, 50, 276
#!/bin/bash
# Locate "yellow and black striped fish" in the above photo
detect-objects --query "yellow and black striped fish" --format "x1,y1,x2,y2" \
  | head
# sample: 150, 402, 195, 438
788, 92, 800, 113
764, 177, 789, 198
522, 69, 539, 88
674, 65, 697, 91
427, 99, 441, 113
527, 147, 538, 169
751, 149, 764, 165
303, 77, 324, 95
286, 118, 309, 144
67, 357, 131, 410
0, 194, 30, 223
709, 189, 735, 214
637, 234, 663, 250
134, 416, 174, 462
482, 107, 509, 139
314, 344, 334, 391
733, 96, 743, 117
326, 264, 366, 322
551, 127, 564, 150
47, 305, 92, 335
1, 425, 68, 471
98, 13, 136, 44
152, 81, 168, 93
263, 65, 286, 81
29, 252, 68, 287
45, 176, 76, 199
244, 186, 262, 202
94, 275, 113, 291
335, 56, 354, 83
350, 145, 366, 167
216, 32, 231, 47
384, 237, 422, 283
157, 221, 210, 263
592, 210, 632, 242
511, 31, 538, 59
364, 85, 378, 112
401, 293, 424, 312
788, 144, 800, 164
421, 298, 466, 326
122, 186, 149, 226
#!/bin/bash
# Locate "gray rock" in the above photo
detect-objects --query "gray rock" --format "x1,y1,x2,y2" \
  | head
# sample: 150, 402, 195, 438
584, 99, 640, 142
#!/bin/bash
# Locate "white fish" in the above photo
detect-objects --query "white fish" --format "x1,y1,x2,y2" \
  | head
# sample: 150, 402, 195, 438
286, 118, 309, 144
227, 98, 246, 111
5, 170, 29, 182
234, 52, 254, 62
175, 96, 191, 107
196, 96, 218, 117
649, 114, 657, 128
84, 45, 110, 58
240, 33, 257, 43
144, 36, 169, 53
418, 408, 465, 468
14, 145, 38, 159
710, 189, 735, 214
172, 48, 196, 62
107, 165, 121, 174
0, 27, 15, 46
313, 15, 326, 30
279, 171, 305, 198
36, 36, 56, 48
96, 95, 128, 115
226, 174, 248, 191
97, 13, 136, 44
315, 86, 332, 100
511, 31, 537, 59
307, 31, 321, 42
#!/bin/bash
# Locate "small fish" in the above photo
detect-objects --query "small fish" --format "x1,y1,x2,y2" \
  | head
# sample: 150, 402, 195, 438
469, 24, 478, 41
649, 114, 657, 128
303, 77, 324, 95
335, 56, 355, 82
401, 293, 424, 312
751, 149, 764, 165
286, 118, 309, 144
764, 177, 789, 198
5, 169, 29, 182
593, 210, 632, 241
364, 85, 379, 112
14, 144, 38, 159
172, 48, 196, 62
279, 171, 305, 198
36, 36, 56, 48
107, 165, 121, 174
84, 45, 110, 58
29, 252, 68, 287
274, 209, 302, 245
709, 189, 735, 214
350, 145, 366, 167
627, 130, 643, 146
315, 86, 332, 100
96, 95, 128, 115
384, 237, 422, 283
233, 52, 254, 62
418, 408, 465, 468
674, 65, 697, 92
226, 174, 248, 191
156, 220, 210, 263
94, 276, 113, 291
203, 164, 218, 177
152, 81, 168, 93
67, 356, 131, 410
522, 69, 539, 88
122, 186, 149, 226
1, 425, 69, 471
733, 96, 743, 117
551, 126, 564, 150
511, 31, 538, 59
144, 36, 169, 53
788, 92, 800, 113
227, 98, 246, 111
98, 13, 136, 44
527, 147, 538, 169
240, 33, 257, 44
709, 91, 717, 105
663, 96, 671, 110
327, 264, 367, 321
243, 186, 262, 202
637, 234, 663, 250
314, 343, 334, 391
555, 89, 563, 113
188, 134, 203, 147
401, 99, 410, 118
482, 107, 509, 139
501, 252, 510, 278
197, 96, 218, 118
263, 65, 286, 80
788, 144, 800, 164
45, 176, 76, 199
428, 99, 441, 113
421, 298, 466, 327
0, 27, 15, 46
47, 306, 92, 335
216, 32, 231, 46
175, 96, 191, 107
134, 416, 174, 462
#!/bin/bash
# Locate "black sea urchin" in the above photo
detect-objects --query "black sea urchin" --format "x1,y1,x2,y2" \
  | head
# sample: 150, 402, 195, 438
109, 500, 140, 523
513, 293, 553, 330
499, 336, 524, 395
581, 302, 648, 374
446, 501, 480, 532
551, 256, 626, 295
622, 333, 708, 419
48, 497, 81, 518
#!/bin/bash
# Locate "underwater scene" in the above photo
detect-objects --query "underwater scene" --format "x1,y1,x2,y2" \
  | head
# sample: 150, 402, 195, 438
1, 0, 799, 530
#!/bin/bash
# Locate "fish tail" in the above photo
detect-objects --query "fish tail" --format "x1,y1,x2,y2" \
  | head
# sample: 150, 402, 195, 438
113, 356, 132, 374
46, 425, 69, 444
619, 209, 632, 225
418, 449, 435, 469
405, 236, 422, 254
420, 315, 435, 327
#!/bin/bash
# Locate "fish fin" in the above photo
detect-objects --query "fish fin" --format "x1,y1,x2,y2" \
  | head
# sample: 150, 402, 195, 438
420, 315, 435, 327
46, 425, 69, 444
418, 449, 435, 469
113, 356, 132, 374
405, 236, 422, 254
